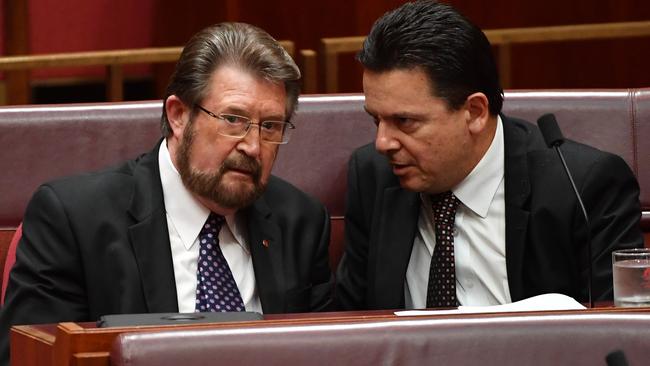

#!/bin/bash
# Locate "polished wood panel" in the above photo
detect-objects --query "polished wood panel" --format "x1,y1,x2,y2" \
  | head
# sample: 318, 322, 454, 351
2, 0, 29, 105
0, 229, 16, 294
298, 49, 318, 94
319, 21, 650, 92
10, 306, 650, 366
3, 0, 650, 98
147, 0, 404, 94
313, 0, 650, 92
0, 42, 294, 104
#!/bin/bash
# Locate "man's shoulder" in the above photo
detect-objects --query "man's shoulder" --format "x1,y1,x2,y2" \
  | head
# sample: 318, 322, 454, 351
262, 175, 325, 214
43, 154, 144, 193
24, 147, 162, 231
351, 143, 385, 162
349, 143, 399, 189
36, 148, 159, 210
502, 114, 634, 185
501, 114, 545, 150
350, 143, 393, 173
502, 114, 619, 162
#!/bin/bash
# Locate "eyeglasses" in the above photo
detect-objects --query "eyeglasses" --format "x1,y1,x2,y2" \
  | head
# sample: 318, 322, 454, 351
195, 104, 295, 144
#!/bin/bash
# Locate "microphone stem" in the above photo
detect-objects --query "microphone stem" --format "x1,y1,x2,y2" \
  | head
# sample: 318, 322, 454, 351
554, 146, 594, 308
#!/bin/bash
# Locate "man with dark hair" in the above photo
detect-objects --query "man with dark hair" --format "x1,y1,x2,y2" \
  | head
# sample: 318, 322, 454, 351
336, 0, 643, 310
0, 22, 332, 364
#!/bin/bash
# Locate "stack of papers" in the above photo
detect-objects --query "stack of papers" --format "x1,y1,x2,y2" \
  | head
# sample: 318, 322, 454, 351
394, 293, 586, 316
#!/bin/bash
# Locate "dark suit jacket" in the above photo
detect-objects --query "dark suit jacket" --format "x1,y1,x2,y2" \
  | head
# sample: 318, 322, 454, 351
0, 142, 333, 364
336, 115, 643, 310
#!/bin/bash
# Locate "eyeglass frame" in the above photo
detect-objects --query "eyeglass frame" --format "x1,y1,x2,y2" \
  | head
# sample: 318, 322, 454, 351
194, 104, 296, 145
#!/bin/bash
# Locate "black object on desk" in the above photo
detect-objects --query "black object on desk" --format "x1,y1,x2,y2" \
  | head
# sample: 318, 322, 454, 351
97, 312, 263, 327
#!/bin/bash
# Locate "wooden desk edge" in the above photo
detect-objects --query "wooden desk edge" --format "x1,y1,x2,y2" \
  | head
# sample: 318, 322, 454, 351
10, 306, 650, 366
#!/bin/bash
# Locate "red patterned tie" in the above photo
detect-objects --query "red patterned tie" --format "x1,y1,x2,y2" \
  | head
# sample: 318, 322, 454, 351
426, 191, 460, 308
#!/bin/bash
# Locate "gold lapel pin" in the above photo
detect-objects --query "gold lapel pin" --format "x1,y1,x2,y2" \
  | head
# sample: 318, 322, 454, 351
262, 239, 270, 248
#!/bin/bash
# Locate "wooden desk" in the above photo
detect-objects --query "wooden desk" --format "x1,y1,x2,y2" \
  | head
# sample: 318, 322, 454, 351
10, 307, 650, 366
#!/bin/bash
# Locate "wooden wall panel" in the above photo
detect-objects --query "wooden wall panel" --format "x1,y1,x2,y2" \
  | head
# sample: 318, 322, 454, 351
313, 0, 650, 92
3, 0, 30, 104
149, 0, 408, 94
451, 0, 650, 90
151, 0, 230, 97
233, 0, 369, 91
2, 0, 650, 100
0, 0, 5, 56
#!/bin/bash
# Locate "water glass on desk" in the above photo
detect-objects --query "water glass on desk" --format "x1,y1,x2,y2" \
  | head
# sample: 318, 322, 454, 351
612, 248, 650, 307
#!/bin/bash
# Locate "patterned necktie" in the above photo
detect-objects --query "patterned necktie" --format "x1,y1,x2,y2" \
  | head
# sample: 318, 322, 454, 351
426, 191, 460, 308
195, 213, 245, 312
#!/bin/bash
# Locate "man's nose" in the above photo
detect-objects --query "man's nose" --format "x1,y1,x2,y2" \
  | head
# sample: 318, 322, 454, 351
374, 121, 400, 154
237, 124, 261, 157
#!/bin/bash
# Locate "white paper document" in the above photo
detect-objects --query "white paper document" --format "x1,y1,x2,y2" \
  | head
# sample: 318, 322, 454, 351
394, 293, 586, 316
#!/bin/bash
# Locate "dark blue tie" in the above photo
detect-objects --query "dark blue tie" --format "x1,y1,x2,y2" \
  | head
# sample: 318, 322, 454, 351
195, 213, 245, 312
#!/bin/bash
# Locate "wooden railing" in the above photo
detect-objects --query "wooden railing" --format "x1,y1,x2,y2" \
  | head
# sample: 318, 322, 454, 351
319, 37, 365, 95
487, 21, 650, 90
2, 20, 650, 103
319, 20, 650, 92
0, 41, 295, 105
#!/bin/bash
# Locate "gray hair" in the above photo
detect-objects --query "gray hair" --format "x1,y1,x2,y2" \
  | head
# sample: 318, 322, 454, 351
161, 22, 301, 137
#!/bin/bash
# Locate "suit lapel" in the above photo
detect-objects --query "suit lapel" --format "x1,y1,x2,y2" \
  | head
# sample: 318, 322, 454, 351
374, 186, 419, 308
247, 198, 285, 313
502, 117, 531, 301
127, 141, 179, 313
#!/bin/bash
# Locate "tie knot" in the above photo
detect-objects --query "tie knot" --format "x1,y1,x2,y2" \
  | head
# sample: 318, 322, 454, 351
201, 212, 225, 236
431, 191, 458, 207
431, 191, 459, 223
207, 212, 225, 224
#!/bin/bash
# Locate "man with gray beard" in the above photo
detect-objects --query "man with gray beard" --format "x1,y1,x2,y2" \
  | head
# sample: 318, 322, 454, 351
0, 22, 332, 365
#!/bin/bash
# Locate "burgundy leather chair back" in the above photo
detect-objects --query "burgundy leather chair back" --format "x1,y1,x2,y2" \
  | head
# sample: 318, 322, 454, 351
0, 101, 162, 228
278, 90, 650, 249
274, 95, 373, 217
501, 89, 650, 236
110, 313, 650, 366
0, 97, 375, 228
0, 89, 648, 279
1, 224, 21, 305
0, 102, 163, 293
632, 89, 650, 233
273, 95, 374, 265
0, 96, 376, 274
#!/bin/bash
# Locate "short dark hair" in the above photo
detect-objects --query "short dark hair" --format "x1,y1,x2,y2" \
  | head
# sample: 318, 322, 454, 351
161, 22, 301, 137
358, 0, 503, 115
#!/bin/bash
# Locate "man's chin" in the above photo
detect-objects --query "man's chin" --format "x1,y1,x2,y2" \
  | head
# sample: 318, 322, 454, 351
204, 190, 256, 210
398, 176, 429, 193
223, 169, 256, 182
221, 174, 259, 191
206, 181, 266, 210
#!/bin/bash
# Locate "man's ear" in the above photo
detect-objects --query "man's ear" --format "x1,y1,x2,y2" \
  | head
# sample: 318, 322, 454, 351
465, 92, 490, 135
165, 95, 190, 139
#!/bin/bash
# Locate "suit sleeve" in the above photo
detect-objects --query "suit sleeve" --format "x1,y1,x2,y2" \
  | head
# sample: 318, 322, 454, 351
307, 206, 335, 312
578, 153, 644, 301
0, 185, 89, 365
335, 151, 370, 310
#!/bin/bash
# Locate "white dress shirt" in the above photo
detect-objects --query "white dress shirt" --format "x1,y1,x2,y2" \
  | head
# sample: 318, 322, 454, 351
405, 116, 511, 308
158, 141, 262, 313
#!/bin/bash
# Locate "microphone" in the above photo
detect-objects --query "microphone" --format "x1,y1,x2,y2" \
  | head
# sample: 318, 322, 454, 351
537, 113, 594, 308
605, 350, 629, 366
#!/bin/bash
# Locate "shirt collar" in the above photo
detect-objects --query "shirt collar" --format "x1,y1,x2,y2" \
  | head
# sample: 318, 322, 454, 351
452, 116, 505, 218
158, 140, 248, 252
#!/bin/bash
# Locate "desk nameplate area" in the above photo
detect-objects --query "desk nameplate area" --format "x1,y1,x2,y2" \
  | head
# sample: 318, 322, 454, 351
10, 306, 650, 366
